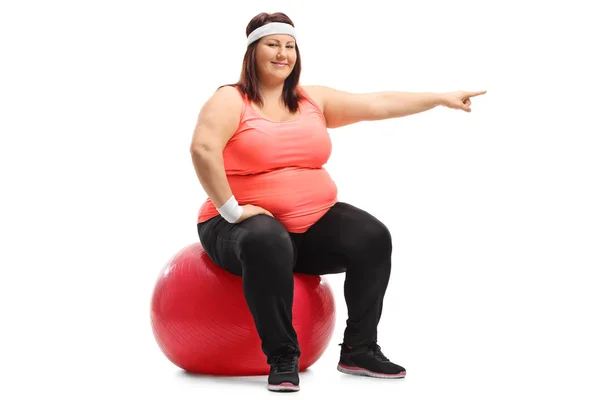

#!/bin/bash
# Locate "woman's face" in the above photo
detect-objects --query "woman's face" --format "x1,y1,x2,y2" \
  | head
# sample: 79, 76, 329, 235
255, 34, 297, 84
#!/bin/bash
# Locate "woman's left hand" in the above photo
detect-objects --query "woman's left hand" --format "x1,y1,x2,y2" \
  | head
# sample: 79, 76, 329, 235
440, 90, 487, 112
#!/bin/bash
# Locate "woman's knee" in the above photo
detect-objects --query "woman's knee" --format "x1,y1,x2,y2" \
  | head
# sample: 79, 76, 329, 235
237, 215, 295, 268
360, 217, 393, 259
335, 204, 393, 263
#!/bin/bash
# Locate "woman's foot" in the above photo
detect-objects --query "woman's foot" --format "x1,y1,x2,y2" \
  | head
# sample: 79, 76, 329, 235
337, 342, 406, 379
267, 353, 300, 392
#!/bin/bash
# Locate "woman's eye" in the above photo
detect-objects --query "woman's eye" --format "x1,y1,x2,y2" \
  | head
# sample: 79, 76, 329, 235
268, 44, 294, 49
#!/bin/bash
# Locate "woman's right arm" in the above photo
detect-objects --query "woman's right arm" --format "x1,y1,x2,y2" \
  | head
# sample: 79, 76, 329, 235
190, 86, 241, 209
190, 86, 273, 223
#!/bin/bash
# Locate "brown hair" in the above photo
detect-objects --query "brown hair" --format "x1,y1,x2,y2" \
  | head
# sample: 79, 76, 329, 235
218, 12, 305, 112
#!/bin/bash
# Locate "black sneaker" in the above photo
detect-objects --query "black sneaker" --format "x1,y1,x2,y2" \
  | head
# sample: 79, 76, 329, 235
337, 342, 406, 379
267, 353, 300, 392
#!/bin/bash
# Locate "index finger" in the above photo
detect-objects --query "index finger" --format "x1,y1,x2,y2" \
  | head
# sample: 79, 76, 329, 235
470, 90, 487, 97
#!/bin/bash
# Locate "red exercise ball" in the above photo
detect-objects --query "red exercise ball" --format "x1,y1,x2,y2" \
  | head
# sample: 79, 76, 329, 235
150, 242, 336, 376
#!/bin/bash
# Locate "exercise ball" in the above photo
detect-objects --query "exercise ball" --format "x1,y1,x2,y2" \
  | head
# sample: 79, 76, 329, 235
150, 242, 336, 376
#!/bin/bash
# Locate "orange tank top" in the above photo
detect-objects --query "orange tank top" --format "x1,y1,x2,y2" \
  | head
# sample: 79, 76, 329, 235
197, 86, 338, 233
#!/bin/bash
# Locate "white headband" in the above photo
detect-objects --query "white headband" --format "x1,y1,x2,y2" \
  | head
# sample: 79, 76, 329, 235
247, 22, 297, 47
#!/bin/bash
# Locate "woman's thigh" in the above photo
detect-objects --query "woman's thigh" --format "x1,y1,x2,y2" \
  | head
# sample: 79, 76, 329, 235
198, 214, 297, 276
293, 202, 393, 275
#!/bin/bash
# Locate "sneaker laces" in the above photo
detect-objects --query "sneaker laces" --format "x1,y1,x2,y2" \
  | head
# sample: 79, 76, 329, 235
273, 354, 297, 373
367, 342, 390, 362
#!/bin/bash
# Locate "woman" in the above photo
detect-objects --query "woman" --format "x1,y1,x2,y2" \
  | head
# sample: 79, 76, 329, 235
190, 12, 486, 392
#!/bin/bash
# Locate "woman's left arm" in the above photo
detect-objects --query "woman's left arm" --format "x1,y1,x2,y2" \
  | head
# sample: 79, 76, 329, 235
310, 85, 487, 129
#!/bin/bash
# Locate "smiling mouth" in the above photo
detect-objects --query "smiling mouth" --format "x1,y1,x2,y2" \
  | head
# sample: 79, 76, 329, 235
272, 62, 288, 66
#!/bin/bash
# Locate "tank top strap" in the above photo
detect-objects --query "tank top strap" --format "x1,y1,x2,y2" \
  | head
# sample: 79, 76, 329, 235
231, 85, 248, 117
298, 86, 325, 118
298, 86, 326, 124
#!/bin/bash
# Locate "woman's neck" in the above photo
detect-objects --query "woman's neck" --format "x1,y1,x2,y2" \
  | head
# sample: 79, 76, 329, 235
258, 82, 285, 103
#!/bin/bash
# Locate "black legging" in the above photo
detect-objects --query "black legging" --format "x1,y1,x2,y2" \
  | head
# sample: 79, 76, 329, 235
197, 201, 393, 363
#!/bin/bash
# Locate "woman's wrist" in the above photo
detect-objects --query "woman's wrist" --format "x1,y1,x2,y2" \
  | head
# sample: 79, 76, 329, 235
217, 195, 243, 223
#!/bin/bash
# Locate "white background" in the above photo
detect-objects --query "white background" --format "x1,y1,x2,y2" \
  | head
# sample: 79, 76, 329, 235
1, 0, 599, 398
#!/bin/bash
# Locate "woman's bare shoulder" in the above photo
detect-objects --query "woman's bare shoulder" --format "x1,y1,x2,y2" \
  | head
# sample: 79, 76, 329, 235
299, 85, 327, 112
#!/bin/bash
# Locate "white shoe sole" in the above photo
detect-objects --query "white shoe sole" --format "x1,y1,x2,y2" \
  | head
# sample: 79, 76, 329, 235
267, 383, 300, 392
337, 363, 406, 379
